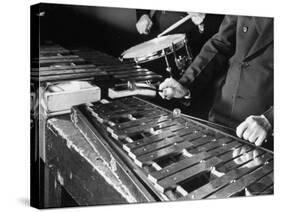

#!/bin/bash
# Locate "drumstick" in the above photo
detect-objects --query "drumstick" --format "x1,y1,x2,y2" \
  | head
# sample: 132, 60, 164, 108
128, 81, 163, 92
157, 14, 192, 37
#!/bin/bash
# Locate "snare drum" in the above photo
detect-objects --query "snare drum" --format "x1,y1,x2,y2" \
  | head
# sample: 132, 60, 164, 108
121, 34, 193, 79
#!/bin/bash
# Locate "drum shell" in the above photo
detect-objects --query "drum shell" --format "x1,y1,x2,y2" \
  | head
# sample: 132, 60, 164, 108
123, 45, 191, 80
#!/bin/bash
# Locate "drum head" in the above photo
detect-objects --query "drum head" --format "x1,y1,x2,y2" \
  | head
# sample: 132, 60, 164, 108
121, 34, 185, 61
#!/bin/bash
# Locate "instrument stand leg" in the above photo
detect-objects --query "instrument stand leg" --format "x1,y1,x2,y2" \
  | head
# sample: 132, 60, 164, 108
184, 38, 193, 65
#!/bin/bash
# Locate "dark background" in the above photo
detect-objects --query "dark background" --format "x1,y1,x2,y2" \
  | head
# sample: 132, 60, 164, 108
37, 3, 146, 57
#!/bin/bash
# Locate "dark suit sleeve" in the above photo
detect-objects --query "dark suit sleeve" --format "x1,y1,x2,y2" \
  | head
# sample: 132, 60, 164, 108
136, 9, 150, 21
179, 15, 237, 91
263, 106, 273, 127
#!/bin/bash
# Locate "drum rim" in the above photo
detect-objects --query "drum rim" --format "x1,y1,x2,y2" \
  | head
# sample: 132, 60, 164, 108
121, 34, 187, 64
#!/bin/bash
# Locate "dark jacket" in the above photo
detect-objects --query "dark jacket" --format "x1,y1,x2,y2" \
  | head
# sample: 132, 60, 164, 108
136, 9, 224, 57
179, 15, 273, 128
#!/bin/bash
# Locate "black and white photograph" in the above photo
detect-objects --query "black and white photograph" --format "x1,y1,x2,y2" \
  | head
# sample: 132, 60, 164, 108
2, 0, 280, 211
29, 1, 274, 209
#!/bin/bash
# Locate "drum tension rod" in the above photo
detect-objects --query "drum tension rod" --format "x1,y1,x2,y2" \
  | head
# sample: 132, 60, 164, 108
163, 49, 172, 76
172, 42, 178, 60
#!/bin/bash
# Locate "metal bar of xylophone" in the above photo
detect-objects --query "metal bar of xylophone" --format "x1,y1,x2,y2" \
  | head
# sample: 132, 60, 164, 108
72, 96, 273, 201
32, 43, 163, 88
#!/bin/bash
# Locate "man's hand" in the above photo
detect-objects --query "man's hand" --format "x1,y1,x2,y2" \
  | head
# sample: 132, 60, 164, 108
188, 12, 206, 25
236, 115, 272, 146
159, 78, 190, 100
232, 147, 263, 168
136, 14, 153, 35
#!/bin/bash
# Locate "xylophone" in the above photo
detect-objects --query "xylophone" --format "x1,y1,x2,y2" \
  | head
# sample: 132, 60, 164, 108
31, 43, 163, 88
31, 43, 163, 115
72, 96, 273, 201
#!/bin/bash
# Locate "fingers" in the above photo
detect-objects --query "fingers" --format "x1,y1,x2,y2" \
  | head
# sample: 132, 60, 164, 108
163, 87, 174, 100
236, 115, 271, 146
255, 133, 266, 146
233, 147, 242, 164
159, 78, 171, 99
144, 21, 153, 34
248, 132, 258, 143
136, 23, 148, 34
136, 14, 153, 34
236, 120, 248, 138
233, 146, 249, 165
159, 89, 165, 99
159, 78, 176, 90
159, 78, 184, 99
253, 149, 259, 159
138, 24, 152, 34
188, 12, 206, 25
